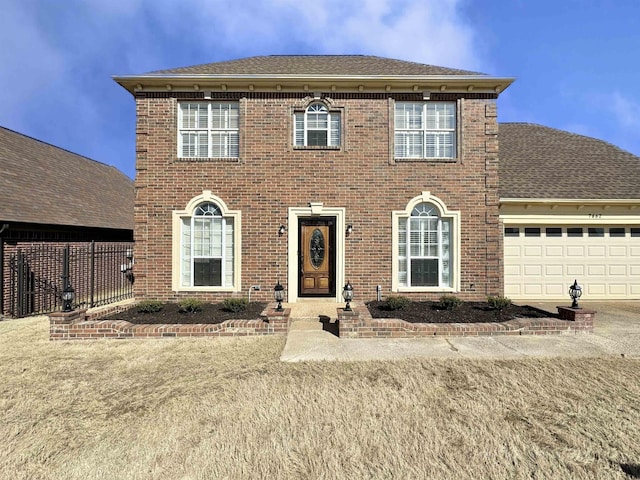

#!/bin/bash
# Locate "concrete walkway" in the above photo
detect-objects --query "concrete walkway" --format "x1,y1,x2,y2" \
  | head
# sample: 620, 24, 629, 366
280, 301, 640, 362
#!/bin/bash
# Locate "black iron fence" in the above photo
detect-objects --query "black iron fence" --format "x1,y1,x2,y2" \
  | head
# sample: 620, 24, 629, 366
7, 242, 134, 318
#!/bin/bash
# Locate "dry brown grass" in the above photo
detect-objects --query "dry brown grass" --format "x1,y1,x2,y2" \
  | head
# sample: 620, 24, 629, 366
1, 316, 639, 479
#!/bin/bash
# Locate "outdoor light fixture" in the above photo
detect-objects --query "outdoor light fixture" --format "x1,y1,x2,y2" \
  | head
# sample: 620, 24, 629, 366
342, 281, 354, 312
62, 283, 75, 312
274, 281, 285, 312
569, 279, 582, 309
121, 250, 134, 282
278, 225, 286, 236
126, 248, 134, 260
346, 224, 353, 237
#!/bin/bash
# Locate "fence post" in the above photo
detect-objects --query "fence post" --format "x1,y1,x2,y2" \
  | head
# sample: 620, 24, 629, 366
90, 241, 95, 308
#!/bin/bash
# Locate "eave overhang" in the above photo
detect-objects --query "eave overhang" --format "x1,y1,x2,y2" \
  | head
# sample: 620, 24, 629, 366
113, 73, 515, 96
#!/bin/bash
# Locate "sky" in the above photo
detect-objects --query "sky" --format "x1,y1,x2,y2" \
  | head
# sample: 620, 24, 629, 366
1, 0, 639, 180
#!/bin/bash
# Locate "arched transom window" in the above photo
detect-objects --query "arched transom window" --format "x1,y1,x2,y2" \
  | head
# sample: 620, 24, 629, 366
398, 202, 451, 288
181, 202, 234, 287
294, 103, 341, 147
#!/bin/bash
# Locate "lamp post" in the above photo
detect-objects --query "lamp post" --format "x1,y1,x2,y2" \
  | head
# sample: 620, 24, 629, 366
569, 279, 582, 309
62, 283, 75, 312
342, 281, 354, 312
274, 281, 284, 312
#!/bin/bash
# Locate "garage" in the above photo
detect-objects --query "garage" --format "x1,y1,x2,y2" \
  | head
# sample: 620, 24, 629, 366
504, 225, 640, 300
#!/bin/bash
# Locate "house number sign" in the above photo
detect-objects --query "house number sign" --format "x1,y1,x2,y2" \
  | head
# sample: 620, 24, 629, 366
588, 213, 602, 218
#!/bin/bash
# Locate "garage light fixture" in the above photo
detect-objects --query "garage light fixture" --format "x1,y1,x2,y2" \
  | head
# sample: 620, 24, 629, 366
569, 279, 582, 309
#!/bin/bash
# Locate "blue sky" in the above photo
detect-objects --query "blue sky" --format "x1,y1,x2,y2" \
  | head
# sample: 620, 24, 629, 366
1, 0, 638, 180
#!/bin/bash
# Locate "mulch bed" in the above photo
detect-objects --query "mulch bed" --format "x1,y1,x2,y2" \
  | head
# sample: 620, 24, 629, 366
101, 302, 267, 325
366, 301, 556, 324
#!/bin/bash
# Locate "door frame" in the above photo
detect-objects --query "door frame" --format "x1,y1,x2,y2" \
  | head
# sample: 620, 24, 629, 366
287, 204, 345, 303
298, 216, 336, 297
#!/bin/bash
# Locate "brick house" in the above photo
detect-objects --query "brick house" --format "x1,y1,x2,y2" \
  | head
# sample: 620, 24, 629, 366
114, 55, 513, 304
114, 55, 639, 304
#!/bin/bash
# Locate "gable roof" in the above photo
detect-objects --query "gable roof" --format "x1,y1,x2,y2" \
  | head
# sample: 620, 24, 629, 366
149, 55, 485, 76
499, 123, 640, 200
114, 55, 514, 95
0, 126, 133, 230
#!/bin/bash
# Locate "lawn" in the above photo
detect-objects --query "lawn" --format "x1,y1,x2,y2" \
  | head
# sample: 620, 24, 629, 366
1, 316, 639, 479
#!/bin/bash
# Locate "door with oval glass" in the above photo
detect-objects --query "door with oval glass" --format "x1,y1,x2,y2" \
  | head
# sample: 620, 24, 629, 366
299, 217, 336, 296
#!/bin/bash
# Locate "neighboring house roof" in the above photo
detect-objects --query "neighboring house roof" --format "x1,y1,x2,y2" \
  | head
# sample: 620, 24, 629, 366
114, 55, 515, 95
149, 55, 486, 76
0, 126, 134, 230
499, 123, 640, 200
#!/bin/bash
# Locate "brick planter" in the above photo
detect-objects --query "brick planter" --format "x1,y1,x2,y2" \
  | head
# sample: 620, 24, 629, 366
337, 306, 594, 338
49, 306, 290, 341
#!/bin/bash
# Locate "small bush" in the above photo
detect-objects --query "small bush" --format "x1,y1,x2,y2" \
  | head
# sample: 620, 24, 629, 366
136, 300, 163, 314
222, 297, 249, 313
439, 295, 462, 310
383, 296, 411, 311
487, 296, 512, 311
178, 298, 204, 314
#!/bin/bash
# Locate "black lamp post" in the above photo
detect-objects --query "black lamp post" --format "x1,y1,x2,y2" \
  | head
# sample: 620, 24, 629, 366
569, 279, 582, 309
342, 281, 354, 311
274, 281, 284, 312
62, 283, 75, 312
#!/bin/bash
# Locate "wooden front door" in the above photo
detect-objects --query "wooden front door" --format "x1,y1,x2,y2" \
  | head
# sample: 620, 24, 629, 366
299, 217, 336, 296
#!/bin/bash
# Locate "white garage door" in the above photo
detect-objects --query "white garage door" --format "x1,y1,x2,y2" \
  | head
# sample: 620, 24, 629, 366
504, 225, 640, 300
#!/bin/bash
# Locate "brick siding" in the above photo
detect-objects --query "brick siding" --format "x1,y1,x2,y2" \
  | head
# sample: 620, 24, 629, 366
133, 92, 503, 303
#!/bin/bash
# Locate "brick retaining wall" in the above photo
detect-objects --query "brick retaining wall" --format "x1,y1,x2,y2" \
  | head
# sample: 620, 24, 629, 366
338, 306, 594, 338
50, 306, 290, 341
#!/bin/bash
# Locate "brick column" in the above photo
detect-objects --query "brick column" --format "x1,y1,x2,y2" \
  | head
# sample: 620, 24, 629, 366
49, 309, 87, 340
337, 308, 361, 338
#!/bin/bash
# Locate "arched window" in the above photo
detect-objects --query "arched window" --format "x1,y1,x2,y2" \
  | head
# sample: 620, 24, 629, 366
393, 193, 459, 291
174, 191, 240, 291
294, 103, 341, 147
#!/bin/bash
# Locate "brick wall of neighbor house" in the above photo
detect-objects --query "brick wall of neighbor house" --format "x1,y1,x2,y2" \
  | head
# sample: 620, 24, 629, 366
133, 92, 502, 302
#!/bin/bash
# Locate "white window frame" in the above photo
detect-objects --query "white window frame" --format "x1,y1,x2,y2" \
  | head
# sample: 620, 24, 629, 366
294, 103, 341, 147
178, 102, 239, 158
394, 101, 457, 159
172, 191, 241, 292
392, 191, 460, 292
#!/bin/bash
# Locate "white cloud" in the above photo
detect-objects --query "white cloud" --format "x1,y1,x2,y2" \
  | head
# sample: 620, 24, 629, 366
608, 91, 640, 130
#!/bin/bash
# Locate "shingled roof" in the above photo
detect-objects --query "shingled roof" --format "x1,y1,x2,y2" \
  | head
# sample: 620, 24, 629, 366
148, 55, 486, 76
0, 126, 133, 230
499, 123, 640, 200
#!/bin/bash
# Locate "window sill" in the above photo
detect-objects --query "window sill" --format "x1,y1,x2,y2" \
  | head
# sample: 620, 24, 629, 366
394, 157, 458, 163
176, 157, 240, 163
294, 146, 341, 151
396, 286, 456, 293
174, 286, 239, 293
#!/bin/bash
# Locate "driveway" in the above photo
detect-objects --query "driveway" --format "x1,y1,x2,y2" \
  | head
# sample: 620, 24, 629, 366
280, 301, 640, 362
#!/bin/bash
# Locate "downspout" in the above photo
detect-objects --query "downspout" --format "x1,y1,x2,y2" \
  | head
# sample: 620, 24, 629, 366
0, 224, 9, 318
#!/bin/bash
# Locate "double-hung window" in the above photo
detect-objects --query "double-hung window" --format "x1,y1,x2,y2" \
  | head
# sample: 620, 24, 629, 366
180, 202, 234, 287
294, 103, 341, 147
395, 102, 456, 159
398, 203, 452, 288
178, 102, 239, 158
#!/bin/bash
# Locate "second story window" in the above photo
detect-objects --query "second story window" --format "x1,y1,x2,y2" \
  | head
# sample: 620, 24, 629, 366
178, 102, 239, 158
395, 102, 456, 159
294, 103, 341, 147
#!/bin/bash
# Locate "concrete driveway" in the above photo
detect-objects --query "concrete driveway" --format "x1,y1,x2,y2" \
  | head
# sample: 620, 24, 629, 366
280, 301, 640, 362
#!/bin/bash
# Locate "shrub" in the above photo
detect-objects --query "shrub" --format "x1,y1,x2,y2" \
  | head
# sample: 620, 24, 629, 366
487, 296, 512, 311
178, 298, 204, 314
222, 297, 249, 313
136, 300, 163, 314
439, 295, 462, 310
383, 296, 411, 311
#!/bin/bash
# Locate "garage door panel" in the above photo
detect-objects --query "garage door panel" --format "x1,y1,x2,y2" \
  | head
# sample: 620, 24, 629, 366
545, 265, 563, 276
566, 265, 584, 276
587, 264, 605, 276
609, 265, 627, 276
545, 246, 563, 256
566, 246, 585, 256
504, 224, 640, 300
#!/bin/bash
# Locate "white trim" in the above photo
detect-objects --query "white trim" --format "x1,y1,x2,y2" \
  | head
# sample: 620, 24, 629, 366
287, 204, 346, 303
172, 190, 242, 292
392, 191, 461, 293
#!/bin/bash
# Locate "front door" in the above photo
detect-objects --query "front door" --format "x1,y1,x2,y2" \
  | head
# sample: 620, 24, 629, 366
299, 217, 336, 296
